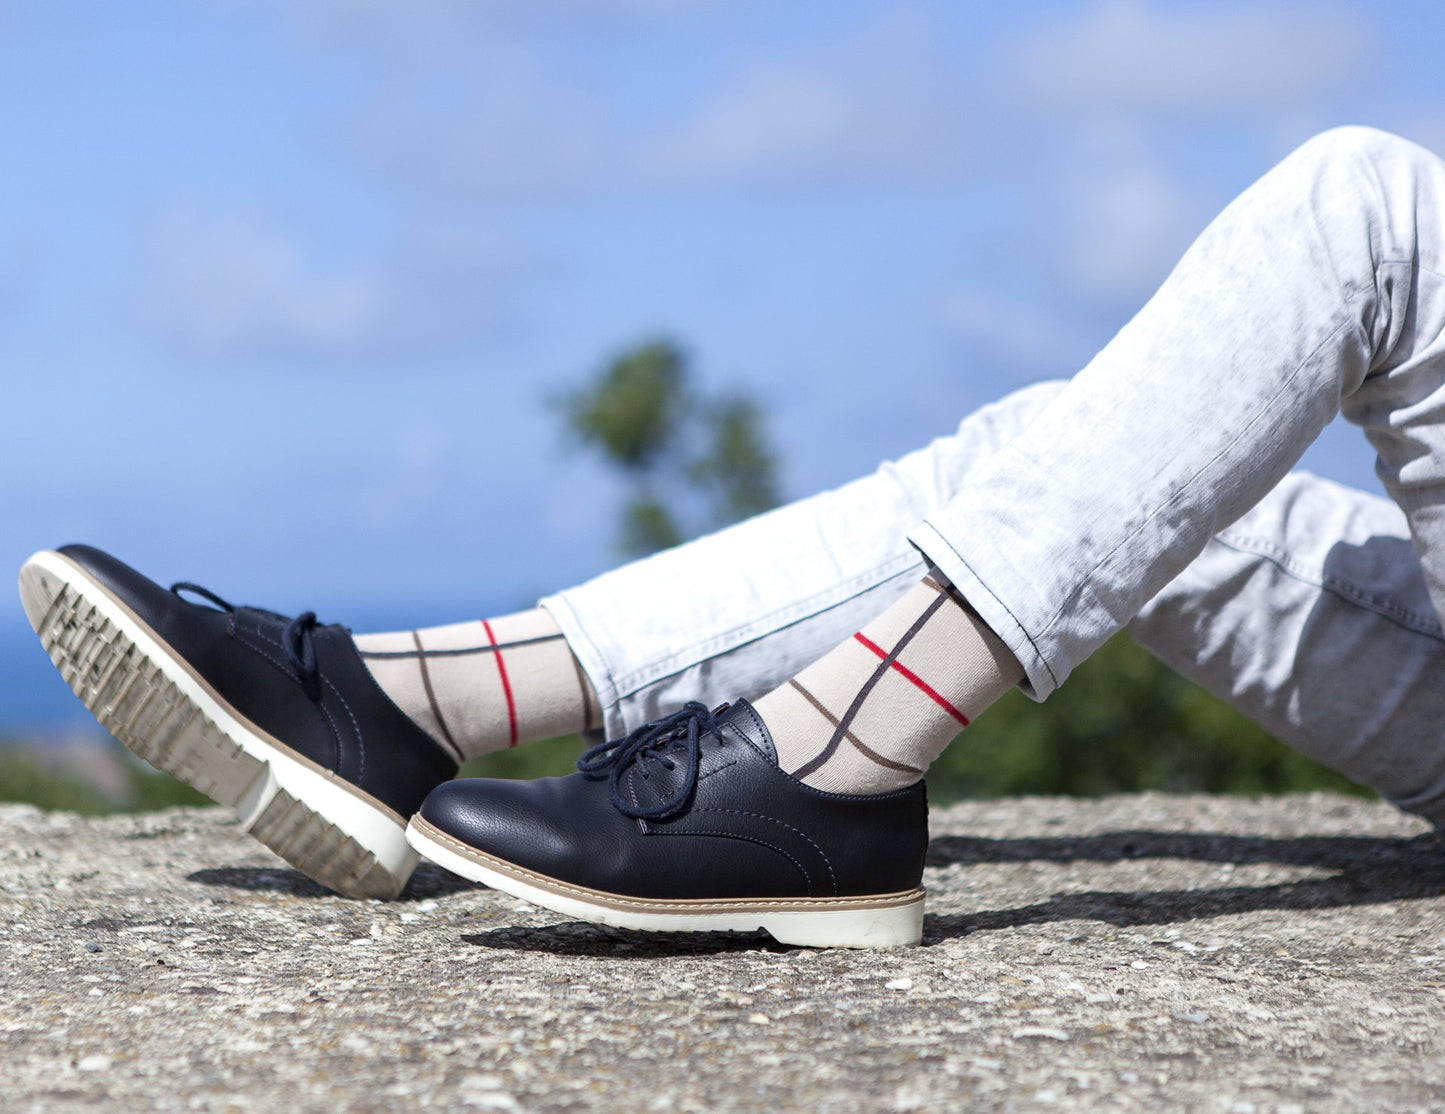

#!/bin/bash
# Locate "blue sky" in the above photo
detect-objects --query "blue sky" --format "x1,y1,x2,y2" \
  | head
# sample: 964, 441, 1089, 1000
4, 0, 1445, 731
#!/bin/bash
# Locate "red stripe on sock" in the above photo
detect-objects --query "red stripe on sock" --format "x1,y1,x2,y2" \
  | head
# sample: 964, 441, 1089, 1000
482, 619, 519, 747
853, 632, 970, 727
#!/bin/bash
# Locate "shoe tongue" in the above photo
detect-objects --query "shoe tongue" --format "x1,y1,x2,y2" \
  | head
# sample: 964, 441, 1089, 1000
717, 699, 778, 765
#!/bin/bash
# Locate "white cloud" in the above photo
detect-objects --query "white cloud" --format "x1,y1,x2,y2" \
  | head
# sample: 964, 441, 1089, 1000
639, 9, 981, 187
1010, 0, 1371, 116
144, 208, 528, 361
942, 288, 1095, 375
311, 0, 1382, 202
147, 209, 389, 357
351, 52, 615, 200
334, 2, 987, 198
1055, 146, 1212, 303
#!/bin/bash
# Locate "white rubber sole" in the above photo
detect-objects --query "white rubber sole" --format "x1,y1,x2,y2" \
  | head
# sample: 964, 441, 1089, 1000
18, 549, 417, 899
406, 815, 925, 949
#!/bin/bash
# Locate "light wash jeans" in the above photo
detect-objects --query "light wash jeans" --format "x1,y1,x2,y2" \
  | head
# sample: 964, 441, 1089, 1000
542, 128, 1445, 826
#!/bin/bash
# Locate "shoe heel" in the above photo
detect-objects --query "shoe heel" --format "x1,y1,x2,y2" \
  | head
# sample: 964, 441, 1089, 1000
760, 899, 924, 949
244, 774, 417, 899
20, 552, 416, 900
24, 568, 271, 810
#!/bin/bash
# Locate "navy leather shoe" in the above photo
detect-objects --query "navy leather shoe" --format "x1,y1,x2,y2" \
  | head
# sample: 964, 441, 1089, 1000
406, 700, 928, 948
19, 545, 457, 898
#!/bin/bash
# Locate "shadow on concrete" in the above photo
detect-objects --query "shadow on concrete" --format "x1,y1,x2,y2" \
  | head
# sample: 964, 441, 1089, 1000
461, 923, 793, 957
462, 828, 1445, 955
181, 827, 1445, 953
924, 829, 1442, 870
922, 829, 1445, 943
185, 861, 480, 901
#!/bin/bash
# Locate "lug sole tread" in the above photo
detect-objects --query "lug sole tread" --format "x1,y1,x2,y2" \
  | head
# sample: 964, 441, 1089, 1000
22, 564, 406, 900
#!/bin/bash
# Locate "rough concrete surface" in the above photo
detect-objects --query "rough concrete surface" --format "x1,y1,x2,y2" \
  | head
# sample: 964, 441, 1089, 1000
3, 793, 1445, 1113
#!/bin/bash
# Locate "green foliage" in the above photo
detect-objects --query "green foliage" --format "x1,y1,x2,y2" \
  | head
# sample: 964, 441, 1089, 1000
621, 496, 684, 556
560, 340, 687, 471
0, 741, 210, 815
460, 734, 587, 781
559, 337, 781, 556
688, 394, 781, 522
926, 632, 1374, 803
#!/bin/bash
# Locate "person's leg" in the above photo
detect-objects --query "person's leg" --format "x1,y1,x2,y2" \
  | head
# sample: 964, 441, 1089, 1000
354, 609, 601, 763
545, 390, 1445, 826
542, 131, 1445, 801
411, 128, 1445, 945
1130, 471, 1445, 825
913, 128, 1445, 713
17, 381, 1056, 906
539, 381, 1065, 736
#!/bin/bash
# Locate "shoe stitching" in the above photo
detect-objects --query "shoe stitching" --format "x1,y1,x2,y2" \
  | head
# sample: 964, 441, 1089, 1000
688, 807, 838, 894
695, 755, 741, 781
620, 744, 740, 822
727, 707, 928, 802
50, 557, 409, 826
319, 672, 365, 786
232, 626, 344, 774
248, 623, 367, 786
640, 828, 817, 896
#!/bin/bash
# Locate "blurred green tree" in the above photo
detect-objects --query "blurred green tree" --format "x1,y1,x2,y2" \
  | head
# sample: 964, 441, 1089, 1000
559, 338, 780, 556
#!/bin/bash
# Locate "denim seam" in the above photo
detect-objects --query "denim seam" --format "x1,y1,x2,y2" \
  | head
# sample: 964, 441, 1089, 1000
1212, 529, 1445, 639
233, 629, 344, 773
1031, 315, 1362, 652
538, 595, 620, 710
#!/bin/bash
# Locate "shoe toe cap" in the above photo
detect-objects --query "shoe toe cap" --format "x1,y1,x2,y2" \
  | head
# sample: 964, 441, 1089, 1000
418, 776, 608, 875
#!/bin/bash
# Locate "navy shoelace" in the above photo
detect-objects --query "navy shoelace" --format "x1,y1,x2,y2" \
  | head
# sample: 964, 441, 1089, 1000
171, 581, 323, 702
577, 700, 727, 821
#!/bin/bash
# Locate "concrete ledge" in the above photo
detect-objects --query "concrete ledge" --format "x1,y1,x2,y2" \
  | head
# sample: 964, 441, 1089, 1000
1, 793, 1443, 1112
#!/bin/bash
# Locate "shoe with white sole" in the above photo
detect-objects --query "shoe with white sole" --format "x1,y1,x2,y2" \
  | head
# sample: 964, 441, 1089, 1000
406, 699, 929, 948
19, 545, 457, 899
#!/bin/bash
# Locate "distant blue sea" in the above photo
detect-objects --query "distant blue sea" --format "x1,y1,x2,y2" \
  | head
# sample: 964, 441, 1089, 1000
0, 623, 99, 738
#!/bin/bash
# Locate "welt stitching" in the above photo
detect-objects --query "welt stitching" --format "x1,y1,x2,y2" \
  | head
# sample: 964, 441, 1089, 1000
1033, 316, 1360, 649
1213, 531, 1445, 638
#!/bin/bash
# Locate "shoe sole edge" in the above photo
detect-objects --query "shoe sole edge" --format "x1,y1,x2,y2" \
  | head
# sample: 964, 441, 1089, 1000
405, 814, 925, 949
18, 549, 416, 900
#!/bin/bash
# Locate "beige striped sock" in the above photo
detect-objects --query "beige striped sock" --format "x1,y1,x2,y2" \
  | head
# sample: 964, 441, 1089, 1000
753, 577, 1021, 795
353, 608, 599, 763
